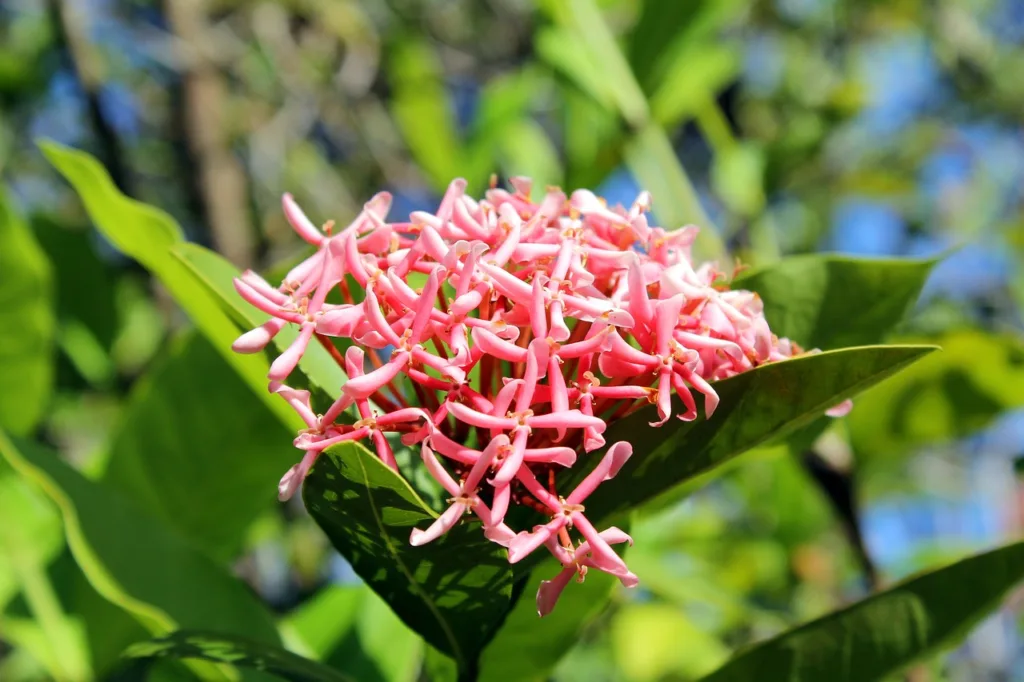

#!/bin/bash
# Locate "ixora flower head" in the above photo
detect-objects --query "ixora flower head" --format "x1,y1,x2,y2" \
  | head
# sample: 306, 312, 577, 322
232, 177, 851, 617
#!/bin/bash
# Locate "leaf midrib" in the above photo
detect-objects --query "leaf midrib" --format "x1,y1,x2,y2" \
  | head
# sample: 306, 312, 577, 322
353, 452, 466, 669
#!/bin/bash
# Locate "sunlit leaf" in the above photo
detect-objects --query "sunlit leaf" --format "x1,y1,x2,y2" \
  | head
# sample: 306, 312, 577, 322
700, 541, 1024, 681
40, 141, 301, 432
0, 188, 55, 435
0, 463, 86, 681
613, 603, 729, 681
389, 39, 464, 190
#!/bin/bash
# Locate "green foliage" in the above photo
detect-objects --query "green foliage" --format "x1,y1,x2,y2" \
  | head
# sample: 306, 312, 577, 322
0, 431, 281, 646
613, 603, 729, 681
734, 254, 939, 351
124, 630, 353, 682
0, 189, 55, 435
40, 141, 302, 432
389, 38, 465, 190
478, 558, 617, 682
302, 442, 514, 670
848, 329, 1024, 460
172, 242, 346, 397
0, 464, 86, 681
700, 541, 1024, 681
579, 345, 935, 522
102, 332, 294, 561
281, 585, 421, 682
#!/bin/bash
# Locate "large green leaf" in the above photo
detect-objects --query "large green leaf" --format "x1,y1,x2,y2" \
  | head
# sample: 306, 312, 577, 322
0, 188, 55, 435
124, 631, 353, 682
302, 443, 515, 671
0, 430, 281, 647
579, 345, 935, 522
734, 254, 938, 351
478, 558, 617, 682
40, 141, 301, 432
102, 332, 293, 561
848, 330, 1024, 461
700, 541, 1024, 681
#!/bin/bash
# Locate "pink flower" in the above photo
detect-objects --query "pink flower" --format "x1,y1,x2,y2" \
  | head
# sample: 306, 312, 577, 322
233, 177, 837, 614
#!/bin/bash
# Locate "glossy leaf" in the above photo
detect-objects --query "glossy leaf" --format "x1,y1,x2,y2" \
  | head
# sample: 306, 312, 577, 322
700, 541, 1024, 681
578, 345, 936, 522
0, 188, 55, 435
40, 141, 301, 431
302, 442, 515, 670
734, 254, 938, 351
0, 430, 281, 646
124, 630, 353, 682
848, 329, 1024, 460
102, 332, 294, 560
478, 558, 617, 682
282, 585, 421, 682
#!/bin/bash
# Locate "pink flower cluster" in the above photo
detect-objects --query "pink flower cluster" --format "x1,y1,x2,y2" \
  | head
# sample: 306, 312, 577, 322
232, 177, 846, 616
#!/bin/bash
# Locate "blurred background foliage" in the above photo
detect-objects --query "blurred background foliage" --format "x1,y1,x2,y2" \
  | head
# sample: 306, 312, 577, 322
1, 0, 1024, 680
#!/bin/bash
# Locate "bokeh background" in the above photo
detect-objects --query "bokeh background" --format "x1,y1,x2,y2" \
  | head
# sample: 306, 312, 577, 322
2, 0, 1024, 680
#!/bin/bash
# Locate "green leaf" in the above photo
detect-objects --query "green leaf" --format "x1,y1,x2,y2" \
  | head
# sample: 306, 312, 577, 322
40, 141, 301, 432
123, 630, 354, 682
0, 430, 281, 646
699, 541, 1024, 681
172, 242, 346, 396
102, 332, 293, 560
613, 603, 729, 681
0, 464, 88, 681
302, 442, 515, 670
281, 585, 421, 682
578, 345, 936, 522
478, 557, 617, 682
535, 27, 616, 111
389, 39, 464, 190
0, 188, 55, 434
848, 330, 1024, 461
734, 254, 938, 351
